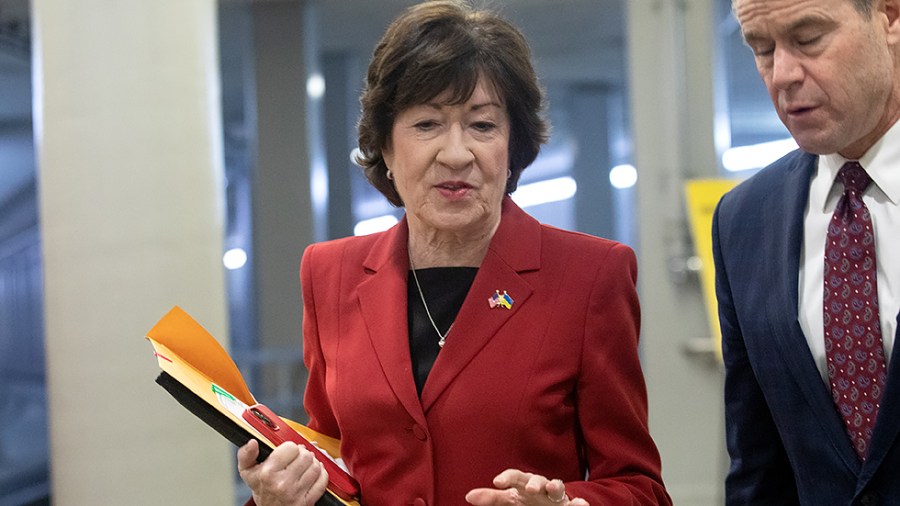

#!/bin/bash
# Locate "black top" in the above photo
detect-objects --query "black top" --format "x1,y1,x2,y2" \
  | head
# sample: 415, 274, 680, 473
407, 267, 478, 396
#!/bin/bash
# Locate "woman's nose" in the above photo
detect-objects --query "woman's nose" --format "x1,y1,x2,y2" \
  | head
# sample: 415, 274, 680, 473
436, 125, 475, 168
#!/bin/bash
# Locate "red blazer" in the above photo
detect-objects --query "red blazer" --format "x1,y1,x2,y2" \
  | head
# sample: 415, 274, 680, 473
300, 198, 670, 505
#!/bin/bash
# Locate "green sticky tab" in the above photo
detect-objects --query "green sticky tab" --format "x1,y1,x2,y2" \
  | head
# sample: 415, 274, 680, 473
212, 383, 235, 400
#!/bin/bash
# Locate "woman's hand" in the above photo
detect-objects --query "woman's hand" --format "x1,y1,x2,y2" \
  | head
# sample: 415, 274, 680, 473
465, 469, 590, 506
237, 439, 330, 506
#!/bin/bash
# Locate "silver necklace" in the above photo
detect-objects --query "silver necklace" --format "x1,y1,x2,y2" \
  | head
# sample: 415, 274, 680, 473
409, 258, 451, 348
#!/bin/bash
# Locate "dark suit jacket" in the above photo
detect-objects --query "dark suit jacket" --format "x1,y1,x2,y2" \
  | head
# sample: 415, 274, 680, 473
713, 150, 900, 505
299, 198, 670, 506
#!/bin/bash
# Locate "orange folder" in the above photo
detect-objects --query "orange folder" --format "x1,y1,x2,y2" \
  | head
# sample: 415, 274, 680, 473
145, 306, 360, 506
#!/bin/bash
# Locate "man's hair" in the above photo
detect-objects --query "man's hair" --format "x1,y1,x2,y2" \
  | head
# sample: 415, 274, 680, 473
356, 0, 549, 207
851, 0, 875, 15
734, 0, 874, 16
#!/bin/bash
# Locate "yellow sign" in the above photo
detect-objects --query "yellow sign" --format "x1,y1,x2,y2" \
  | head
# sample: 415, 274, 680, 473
684, 179, 739, 361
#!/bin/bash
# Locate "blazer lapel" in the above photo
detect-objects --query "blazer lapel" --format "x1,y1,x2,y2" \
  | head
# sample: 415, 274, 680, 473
764, 152, 861, 472
420, 199, 539, 412
356, 219, 427, 424
857, 313, 900, 487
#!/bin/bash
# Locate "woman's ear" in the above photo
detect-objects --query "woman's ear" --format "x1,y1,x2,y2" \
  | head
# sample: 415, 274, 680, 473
382, 136, 393, 168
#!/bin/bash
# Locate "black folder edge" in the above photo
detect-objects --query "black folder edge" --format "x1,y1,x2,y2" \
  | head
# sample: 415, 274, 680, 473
155, 371, 344, 506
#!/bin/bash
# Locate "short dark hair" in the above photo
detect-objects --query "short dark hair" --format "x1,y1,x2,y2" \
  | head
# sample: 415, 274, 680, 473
851, 0, 875, 15
356, 0, 549, 207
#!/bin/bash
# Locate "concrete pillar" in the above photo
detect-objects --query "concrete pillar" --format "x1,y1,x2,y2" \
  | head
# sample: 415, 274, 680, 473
322, 51, 360, 240
626, 0, 726, 504
570, 84, 614, 240
32, 0, 233, 503
250, 0, 316, 422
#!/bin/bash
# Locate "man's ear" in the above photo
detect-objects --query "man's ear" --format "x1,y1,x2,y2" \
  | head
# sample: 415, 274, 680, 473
882, 0, 900, 44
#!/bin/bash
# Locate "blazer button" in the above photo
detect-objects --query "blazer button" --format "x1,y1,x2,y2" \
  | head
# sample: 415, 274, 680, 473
412, 424, 428, 441
413, 498, 427, 506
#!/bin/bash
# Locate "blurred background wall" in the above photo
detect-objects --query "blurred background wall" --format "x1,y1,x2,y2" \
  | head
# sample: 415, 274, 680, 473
0, 0, 791, 504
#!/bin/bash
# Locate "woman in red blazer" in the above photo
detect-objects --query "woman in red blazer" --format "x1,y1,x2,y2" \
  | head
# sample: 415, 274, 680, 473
238, 2, 670, 505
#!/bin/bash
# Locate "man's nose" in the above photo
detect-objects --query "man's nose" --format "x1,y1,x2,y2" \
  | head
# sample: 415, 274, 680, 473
771, 47, 804, 91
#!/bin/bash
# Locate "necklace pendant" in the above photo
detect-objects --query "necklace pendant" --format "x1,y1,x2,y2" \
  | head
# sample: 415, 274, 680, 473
410, 262, 452, 348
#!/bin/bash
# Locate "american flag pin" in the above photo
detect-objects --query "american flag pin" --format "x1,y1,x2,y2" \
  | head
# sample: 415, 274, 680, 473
488, 290, 514, 310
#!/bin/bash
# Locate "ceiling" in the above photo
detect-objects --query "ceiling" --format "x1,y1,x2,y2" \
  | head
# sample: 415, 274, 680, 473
0, 0, 779, 208
0, 0, 632, 208
314, 0, 627, 83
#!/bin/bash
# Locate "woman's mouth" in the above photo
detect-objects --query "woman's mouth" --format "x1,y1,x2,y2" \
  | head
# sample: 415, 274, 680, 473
435, 181, 473, 199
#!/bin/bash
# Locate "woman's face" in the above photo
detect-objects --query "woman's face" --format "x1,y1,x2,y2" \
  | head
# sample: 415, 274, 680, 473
383, 77, 510, 238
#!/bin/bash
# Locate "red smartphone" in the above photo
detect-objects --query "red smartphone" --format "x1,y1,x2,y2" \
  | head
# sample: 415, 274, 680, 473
242, 403, 360, 501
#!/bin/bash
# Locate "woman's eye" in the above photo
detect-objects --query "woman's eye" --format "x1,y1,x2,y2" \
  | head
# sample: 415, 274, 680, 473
414, 120, 439, 131
472, 121, 496, 132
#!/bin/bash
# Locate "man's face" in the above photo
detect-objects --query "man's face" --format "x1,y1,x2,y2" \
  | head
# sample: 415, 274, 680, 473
735, 0, 900, 158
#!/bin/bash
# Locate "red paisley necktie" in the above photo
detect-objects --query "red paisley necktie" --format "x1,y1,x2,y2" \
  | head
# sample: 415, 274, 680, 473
823, 161, 887, 461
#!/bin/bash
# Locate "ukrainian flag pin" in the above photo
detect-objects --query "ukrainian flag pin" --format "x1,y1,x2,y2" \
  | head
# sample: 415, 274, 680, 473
488, 290, 514, 310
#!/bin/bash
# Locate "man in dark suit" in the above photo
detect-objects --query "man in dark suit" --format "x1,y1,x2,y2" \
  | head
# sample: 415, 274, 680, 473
713, 0, 900, 504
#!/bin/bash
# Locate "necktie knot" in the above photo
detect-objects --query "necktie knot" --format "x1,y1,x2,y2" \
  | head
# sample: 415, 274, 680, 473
837, 162, 872, 193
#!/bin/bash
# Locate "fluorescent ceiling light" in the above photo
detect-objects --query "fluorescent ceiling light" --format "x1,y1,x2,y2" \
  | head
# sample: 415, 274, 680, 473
307, 73, 325, 100
511, 176, 577, 208
609, 164, 637, 189
354, 215, 399, 236
223, 248, 248, 270
722, 137, 798, 172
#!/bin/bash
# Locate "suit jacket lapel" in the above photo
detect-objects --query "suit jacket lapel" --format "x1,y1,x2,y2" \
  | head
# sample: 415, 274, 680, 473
858, 314, 900, 485
420, 199, 539, 412
764, 152, 861, 472
357, 219, 427, 425
354, 199, 542, 420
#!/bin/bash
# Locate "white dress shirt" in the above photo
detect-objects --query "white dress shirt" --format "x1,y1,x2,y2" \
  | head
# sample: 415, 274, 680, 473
799, 121, 900, 382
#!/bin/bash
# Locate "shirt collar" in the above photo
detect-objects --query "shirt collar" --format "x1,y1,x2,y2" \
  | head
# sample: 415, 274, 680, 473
817, 120, 900, 209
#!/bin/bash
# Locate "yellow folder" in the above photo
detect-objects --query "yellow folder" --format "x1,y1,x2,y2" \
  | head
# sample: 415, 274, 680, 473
145, 306, 359, 506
